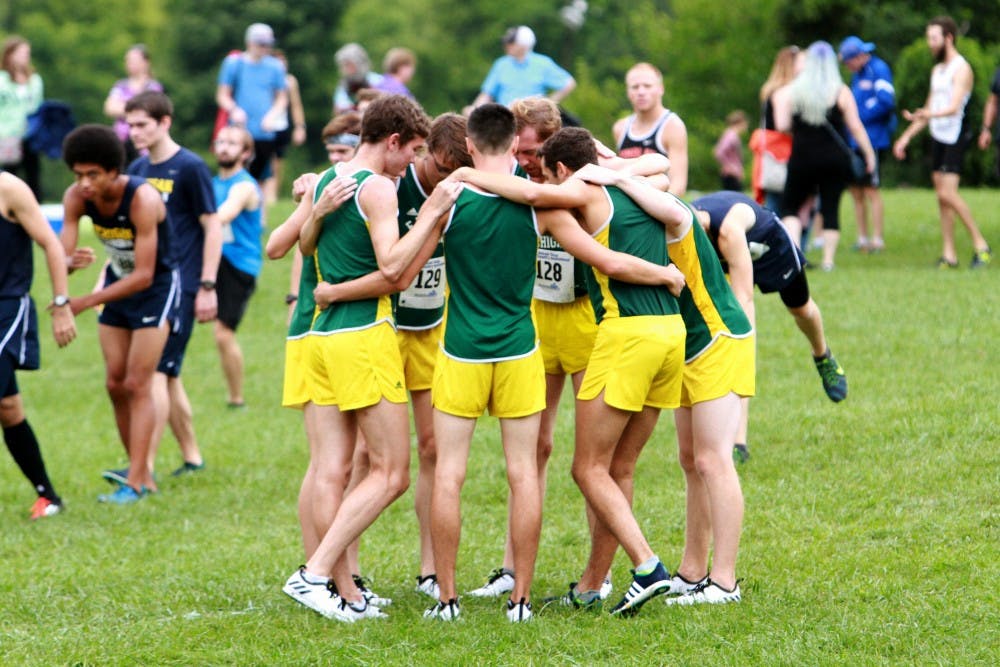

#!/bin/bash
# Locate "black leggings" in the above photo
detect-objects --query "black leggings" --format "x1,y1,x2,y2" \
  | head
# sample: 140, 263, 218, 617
781, 159, 849, 231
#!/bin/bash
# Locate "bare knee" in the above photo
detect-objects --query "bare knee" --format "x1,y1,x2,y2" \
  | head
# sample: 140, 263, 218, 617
0, 394, 24, 426
536, 434, 554, 467
693, 448, 731, 479
122, 372, 153, 399
609, 457, 636, 485
106, 374, 129, 401
387, 469, 410, 499
416, 433, 436, 465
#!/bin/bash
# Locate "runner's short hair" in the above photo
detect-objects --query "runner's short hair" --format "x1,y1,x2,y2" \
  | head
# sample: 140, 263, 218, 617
467, 103, 517, 155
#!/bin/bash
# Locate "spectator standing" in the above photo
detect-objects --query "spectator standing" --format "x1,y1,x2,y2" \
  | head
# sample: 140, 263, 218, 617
375, 48, 416, 98
332, 43, 382, 114
612, 62, 688, 195
216, 23, 288, 182
773, 41, 875, 271
0, 37, 43, 200
266, 50, 307, 205
467, 26, 576, 111
839, 36, 896, 253
893, 16, 992, 268
210, 126, 262, 407
752, 46, 802, 210
103, 44, 164, 166
714, 110, 748, 191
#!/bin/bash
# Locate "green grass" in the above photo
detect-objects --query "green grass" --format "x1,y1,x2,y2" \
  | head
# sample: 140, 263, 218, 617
3, 189, 998, 666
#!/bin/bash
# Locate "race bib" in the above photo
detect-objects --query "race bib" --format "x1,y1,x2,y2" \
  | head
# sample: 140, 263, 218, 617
221, 222, 235, 245
399, 256, 445, 310
533, 248, 575, 303
106, 241, 136, 277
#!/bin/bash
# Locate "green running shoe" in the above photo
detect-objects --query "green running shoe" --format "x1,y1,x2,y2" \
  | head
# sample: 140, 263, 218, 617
814, 350, 847, 402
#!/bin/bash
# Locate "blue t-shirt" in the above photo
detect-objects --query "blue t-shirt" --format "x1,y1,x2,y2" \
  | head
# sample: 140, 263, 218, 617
128, 148, 216, 294
214, 168, 263, 277
218, 53, 287, 140
480, 52, 572, 106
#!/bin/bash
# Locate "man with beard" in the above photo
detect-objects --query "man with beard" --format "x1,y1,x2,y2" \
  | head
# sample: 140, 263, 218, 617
893, 15, 992, 268
210, 125, 262, 408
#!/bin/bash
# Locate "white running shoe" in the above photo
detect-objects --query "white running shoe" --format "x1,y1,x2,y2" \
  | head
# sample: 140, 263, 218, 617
353, 574, 392, 607
599, 577, 613, 600
506, 597, 533, 623
467, 568, 514, 598
329, 595, 388, 623
424, 598, 461, 621
283, 567, 341, 618
664, 573, 708, 598
415, 574, 440, 600
665, 578, 741, 606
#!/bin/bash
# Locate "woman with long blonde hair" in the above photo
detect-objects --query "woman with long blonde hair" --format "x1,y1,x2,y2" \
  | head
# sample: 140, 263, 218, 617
750, 46, 802, 209
773, 41, 875, 271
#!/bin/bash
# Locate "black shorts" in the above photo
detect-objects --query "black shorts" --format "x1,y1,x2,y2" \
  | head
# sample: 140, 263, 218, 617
850, 149, 883, 188
248, 140, 277, 181
931, 137, 969, 174
0, 295, 39, 370
217, 256, 257, 331
274, 126, 292, 158
98, 269, 180, 331
778, 270, 811, 310
1, 295, 40, 397
1, 352, 19, 398
158, 291, 195, 377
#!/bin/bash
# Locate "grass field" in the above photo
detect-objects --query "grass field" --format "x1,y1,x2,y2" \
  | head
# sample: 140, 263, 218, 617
2, 188, 998, 666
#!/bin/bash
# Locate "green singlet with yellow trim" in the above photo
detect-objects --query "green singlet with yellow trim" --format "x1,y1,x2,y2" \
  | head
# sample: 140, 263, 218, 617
666, 196, 753, 361
311, 166, 393, 334
586, 185, 679, 322
441, 185, 539, 361
395, 163, 445, 330
287, 252, 318, 339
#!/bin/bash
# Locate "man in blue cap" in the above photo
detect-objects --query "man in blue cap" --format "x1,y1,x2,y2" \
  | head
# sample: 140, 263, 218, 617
839, 35, 895, 254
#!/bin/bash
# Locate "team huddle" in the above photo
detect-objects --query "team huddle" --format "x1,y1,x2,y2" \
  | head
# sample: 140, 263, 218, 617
270, 84, 826, 624
2, 59, 848, 625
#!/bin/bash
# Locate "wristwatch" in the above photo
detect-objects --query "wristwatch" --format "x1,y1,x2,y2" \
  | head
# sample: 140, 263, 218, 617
199, 280, 217, 291
285, 293, 298, 305
53, 295, 70, 307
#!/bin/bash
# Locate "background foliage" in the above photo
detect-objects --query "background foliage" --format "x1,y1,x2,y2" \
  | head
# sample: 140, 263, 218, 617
3, 0, 1000, 200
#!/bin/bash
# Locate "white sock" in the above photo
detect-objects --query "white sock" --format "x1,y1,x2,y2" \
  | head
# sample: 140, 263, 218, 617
301, 569, 329, 585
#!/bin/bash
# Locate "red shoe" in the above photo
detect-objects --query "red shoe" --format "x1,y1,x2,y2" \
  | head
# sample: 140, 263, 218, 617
30, 496, 63, 520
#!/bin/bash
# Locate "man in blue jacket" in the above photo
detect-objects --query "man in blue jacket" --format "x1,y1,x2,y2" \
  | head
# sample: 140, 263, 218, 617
839, 36, 896, 253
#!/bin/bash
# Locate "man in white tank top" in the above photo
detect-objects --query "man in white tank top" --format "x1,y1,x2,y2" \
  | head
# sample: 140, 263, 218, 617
612, 63, 688, 196
893, 16, 992, 268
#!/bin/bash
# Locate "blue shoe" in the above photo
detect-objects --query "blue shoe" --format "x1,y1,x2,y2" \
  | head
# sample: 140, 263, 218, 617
98, 484, 146, 505
170, 461, 205, 477
101, 467, 129, 486
609, 561, 671, 617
